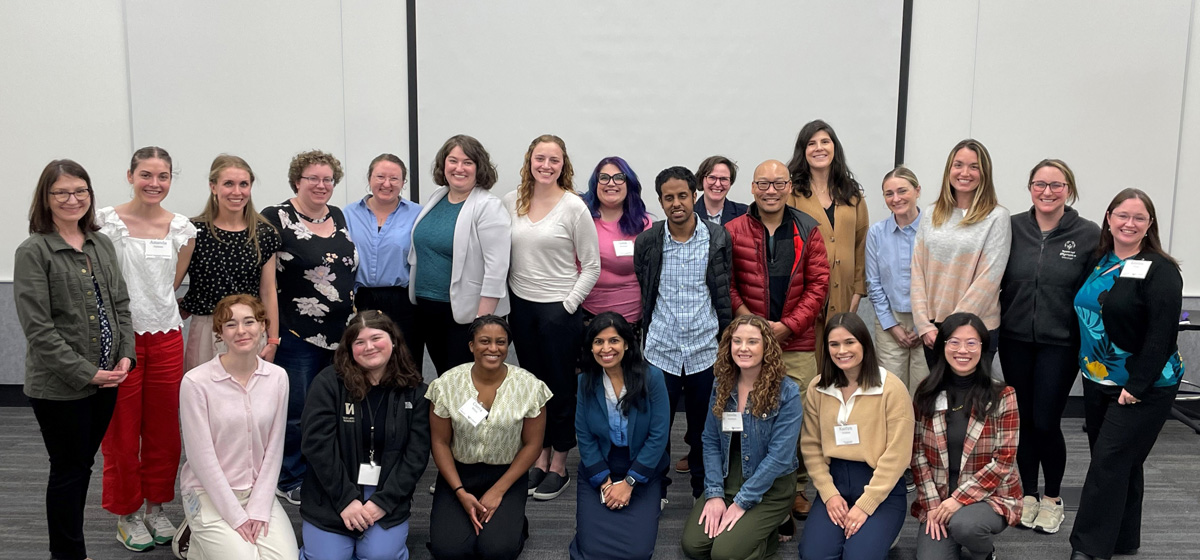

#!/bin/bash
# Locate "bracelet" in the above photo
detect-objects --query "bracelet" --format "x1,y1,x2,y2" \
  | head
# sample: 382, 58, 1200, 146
601, 483, 613, 492
267, 337, 281, 345
453, 485, 465, 494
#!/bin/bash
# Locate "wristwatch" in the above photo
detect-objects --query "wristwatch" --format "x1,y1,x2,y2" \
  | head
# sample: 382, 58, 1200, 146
623, 475, 637, 488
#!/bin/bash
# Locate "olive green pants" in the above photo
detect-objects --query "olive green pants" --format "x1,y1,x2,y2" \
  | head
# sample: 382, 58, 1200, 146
681, 458, 796, 560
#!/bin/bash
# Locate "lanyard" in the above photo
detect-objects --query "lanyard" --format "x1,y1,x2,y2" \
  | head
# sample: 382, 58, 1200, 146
363, 391, 383, 465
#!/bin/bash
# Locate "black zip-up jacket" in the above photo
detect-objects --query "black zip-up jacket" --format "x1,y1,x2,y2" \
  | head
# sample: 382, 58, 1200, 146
634, 218, 734, 336
300, 366, 430, 535
999, 206, 1100, 346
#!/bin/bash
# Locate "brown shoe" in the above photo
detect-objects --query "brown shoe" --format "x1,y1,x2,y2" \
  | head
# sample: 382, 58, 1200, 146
792, 492, 811, 518
675, 456, 690, 474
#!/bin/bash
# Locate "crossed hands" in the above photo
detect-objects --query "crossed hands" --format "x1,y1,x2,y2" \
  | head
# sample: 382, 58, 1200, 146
824, 495, 870, 539
923, 498, 964, 540
340, 499, 386, 533
698, 498, 746, 539
92, 357, 131, 388
458, 487, 504, 535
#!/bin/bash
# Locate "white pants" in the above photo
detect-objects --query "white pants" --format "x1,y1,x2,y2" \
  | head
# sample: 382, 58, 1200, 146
184, 488, 298, 560
874, 312, 929, 396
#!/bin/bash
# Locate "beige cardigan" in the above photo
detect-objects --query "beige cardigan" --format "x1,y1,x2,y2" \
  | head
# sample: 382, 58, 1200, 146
787, 191, 869, 318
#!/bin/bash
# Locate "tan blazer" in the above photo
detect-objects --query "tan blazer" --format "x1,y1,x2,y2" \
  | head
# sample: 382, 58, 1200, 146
786, 191, 868, 319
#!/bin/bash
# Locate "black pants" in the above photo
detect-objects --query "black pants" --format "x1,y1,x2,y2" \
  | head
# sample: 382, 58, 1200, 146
657, 363, 715, 498
30, 389, 118, 560
1070, 379, 1178, 558
509, 294, 582, 452
413, 297, 473, 376
429, 462, 528, 560
355, 285, 420, 366
999, 336, 1078, 498
924, 326, 998, 371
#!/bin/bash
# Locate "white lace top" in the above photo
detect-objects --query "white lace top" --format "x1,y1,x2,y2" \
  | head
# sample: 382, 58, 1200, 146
96, 207, 197, 334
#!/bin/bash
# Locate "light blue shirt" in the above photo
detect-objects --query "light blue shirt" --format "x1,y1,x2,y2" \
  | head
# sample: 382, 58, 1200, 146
865, 211, 919, 330
644, 220, 719, 375
345, 195, 422, 290
602, 374, 629, 447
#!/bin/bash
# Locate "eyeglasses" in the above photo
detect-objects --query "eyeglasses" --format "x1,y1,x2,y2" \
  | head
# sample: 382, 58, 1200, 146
372, 174, 406, 186
1110, 212, 1150, 225
301, 176, 336, 186
49, 188, 91, 203
704, 175, 731, 186
752, 180, 791, 192
597, 173, 627, 185
946, 338, 981, 352
1030, 181, 1068, 193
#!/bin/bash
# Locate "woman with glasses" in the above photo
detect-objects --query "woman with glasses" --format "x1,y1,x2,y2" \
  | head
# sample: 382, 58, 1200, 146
1069, 189, 1184, 560
16, 159, 136, 560
998, 160, 1099, 535
96, 146, 197, 551
503, 134, 600, 501
580, 157, 652, 327
696, 155, 747, 225
408, 135, 511, 376
261, 149, 358, 506
911, 139, 1011, 369
345, 154, 422, 362
911, 312, 1020, 560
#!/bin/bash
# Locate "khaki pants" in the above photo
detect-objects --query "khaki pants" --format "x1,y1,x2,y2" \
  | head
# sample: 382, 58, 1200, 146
183, 315, 218, 373
782, 351, 818, 491
183, 488, 298, 560
873, 312, 929, 397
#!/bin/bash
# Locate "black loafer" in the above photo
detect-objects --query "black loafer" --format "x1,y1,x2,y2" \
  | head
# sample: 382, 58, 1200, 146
527, 467, 547, 496
532, 472, 571, 500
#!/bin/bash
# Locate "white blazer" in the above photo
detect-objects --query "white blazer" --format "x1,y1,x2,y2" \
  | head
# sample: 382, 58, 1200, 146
408, 186, 512, 324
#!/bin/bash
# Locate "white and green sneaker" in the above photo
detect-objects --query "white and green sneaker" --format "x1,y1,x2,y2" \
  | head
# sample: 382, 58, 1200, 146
145, 509, 177, 545
117, 512, 155, 552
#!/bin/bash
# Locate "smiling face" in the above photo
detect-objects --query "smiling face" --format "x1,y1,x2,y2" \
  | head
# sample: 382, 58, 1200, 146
882, 176, 920, 218
296, 163, 335, 208
591, 326, 626, 371
211, 167, 252, 217
702, 163, 733, 206
949, 147, 981, 198
529, 141, 564, 188
470, 323, 509, 370
596, 163, 627, 211
751, 160, 789, 215
805, 130, 835, 171
49, 175, 91, 229
658, 178, 695, 227
826, 326, 864, 375
944, 324, 983, 376
351, 326, 394, 376
127, 157, 172, 206
444, 145, 477, 195
369, 160, 405, 205
1106, 198, 1151, 252
1030, 165, 1068, 217
219, 303, 263, 355
730, 324, 764, 370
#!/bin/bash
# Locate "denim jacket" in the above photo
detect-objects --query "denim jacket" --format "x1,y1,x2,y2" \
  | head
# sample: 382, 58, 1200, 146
702, 376, 802, 510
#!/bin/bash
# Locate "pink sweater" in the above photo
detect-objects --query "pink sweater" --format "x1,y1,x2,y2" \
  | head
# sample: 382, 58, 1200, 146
179, 356, 288, 528
582, 217, 651, 322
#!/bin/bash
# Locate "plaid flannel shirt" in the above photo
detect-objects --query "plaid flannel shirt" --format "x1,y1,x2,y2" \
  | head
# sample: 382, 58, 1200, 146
910, 385, 1022, 526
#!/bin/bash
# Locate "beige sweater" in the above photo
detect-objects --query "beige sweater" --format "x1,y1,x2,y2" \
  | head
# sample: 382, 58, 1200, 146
910, 205, 1011, 334
800, 370, 915, 515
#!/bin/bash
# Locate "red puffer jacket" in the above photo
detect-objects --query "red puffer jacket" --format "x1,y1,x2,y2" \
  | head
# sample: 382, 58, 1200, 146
726, 206, 829, 352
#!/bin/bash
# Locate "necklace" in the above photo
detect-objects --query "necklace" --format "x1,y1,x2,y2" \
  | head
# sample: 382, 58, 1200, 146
951, 404, 966, 412
294, 208, 330, 224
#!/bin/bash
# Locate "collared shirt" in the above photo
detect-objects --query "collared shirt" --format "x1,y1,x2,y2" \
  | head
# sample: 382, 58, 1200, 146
345, 195, 422, 290
644, 220, 718, 375
865, 211, 919, 330
602, 374, 629, 447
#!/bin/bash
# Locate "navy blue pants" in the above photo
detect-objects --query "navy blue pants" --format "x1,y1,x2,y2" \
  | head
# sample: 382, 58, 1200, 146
799, 459, 907, 560
276, 330, 334, 491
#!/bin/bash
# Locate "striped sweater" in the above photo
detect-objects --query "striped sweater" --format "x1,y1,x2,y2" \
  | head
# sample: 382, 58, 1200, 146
910, 205, 1011, 335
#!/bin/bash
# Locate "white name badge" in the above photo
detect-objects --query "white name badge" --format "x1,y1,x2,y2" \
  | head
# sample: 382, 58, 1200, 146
182, 490, 201, 519
459, 399, 489, 427
835, 424, 860, 446
1120, 259, 1151, 279
613, 240, 635, 257
722, 411, 744, 432
357, 462, 381, 486
145, 239, 173, 259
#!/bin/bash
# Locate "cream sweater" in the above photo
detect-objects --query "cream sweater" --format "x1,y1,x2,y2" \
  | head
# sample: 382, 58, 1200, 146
910, 205, 1011, 334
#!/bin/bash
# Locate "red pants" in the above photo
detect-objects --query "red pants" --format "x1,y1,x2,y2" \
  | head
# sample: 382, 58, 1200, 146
102, 329, 184, 515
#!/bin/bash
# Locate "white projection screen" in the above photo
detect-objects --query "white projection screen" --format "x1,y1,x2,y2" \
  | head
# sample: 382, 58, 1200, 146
416, 1, 904, 223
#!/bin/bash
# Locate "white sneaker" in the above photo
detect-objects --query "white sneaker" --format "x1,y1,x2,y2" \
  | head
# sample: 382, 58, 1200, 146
1032, 496, 1065, 534
171, 516, 190, 559
145, 509, 177, 545
1019, 495, 1039, 528
117, 512, 155, 552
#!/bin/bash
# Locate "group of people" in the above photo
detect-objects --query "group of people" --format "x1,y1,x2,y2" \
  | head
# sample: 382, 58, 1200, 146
16, 120, 1184, 560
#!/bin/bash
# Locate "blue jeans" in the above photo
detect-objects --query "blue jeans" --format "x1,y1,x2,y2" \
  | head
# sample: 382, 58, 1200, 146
301, 486, 410, 560
275, 330, 334, 491
800, 459, 907, 560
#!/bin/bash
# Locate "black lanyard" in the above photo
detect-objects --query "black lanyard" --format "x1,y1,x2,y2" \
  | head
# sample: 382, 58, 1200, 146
363, 391, 383, 465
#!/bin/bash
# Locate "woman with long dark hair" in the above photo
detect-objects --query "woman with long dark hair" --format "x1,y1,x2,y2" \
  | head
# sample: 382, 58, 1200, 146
298, 310, 430, 560
570, 312, 669, 559
1069, 189, 1184, 560
911, 312, 1020, 560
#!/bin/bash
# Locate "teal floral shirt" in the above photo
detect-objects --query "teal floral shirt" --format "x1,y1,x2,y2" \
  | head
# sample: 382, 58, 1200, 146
1074, 252, 1184, 387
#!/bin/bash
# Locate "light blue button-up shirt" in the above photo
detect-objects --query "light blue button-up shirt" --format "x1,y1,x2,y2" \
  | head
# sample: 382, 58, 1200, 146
865, 211, 919, 330
644, 220, 719, 375
345, 195, 422, 290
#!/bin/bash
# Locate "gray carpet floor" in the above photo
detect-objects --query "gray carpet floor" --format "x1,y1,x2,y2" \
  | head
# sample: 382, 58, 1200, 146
1, 406, 1199, 559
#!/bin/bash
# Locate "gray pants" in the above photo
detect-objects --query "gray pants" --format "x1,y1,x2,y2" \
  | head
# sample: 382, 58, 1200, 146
916, 502, 1007, 560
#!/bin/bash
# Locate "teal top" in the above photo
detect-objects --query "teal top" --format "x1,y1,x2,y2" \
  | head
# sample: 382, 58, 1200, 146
1074, 252, 1184, 387
413, 197, 464, 302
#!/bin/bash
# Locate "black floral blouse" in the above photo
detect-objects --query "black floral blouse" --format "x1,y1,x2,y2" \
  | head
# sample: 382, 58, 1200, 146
261, 200, 358, 350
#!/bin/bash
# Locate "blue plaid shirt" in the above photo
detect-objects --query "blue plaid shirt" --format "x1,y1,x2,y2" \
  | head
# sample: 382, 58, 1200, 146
644, 221, 719, 376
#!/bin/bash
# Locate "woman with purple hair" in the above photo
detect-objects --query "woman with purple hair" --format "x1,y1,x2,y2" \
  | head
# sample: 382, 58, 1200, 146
580, 156, 653, 328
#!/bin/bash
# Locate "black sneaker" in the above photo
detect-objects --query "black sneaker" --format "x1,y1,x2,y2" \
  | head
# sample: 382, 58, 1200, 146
532, 472, 570, 500
527, 467, 547, 496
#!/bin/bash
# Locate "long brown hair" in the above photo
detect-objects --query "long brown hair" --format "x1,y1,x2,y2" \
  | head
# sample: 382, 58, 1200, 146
334, 310, 422, 401
1096, 187, 1179, 269
711, 315, 788, 418
931, 139, 1000, 227
193, 154, 275, 263
29, 159, 99, 235
515, 134, 576, 216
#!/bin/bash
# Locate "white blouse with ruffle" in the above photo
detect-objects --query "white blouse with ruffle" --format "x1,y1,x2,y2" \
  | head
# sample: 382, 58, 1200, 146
96, 207, 197, 334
